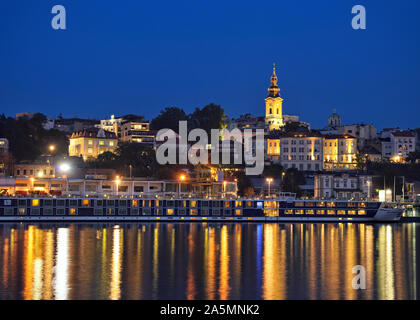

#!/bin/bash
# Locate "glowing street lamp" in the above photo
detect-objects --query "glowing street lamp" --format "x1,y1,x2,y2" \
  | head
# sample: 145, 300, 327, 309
116, 176, 121, 197
60, 163, 71, 173
178, 174, 186, 197
49, 145, 55, 152
266, 177, 273, 198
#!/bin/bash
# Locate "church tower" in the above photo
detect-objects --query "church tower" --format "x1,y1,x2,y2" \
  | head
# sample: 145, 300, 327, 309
265, 64, 284, 131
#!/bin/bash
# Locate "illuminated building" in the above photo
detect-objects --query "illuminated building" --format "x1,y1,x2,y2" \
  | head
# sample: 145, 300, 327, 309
323, 134, 357, 170
265, 64, 284, 130
314, 173, 373, 200
14, 163, 55, 178
69, 128, 118, 161
0, 138, 10, 177
319, 109, 342, 135
118, 121, 155, 144
381, 130, 416, 162
338, 124, 377, 149
266, 132, 323, 171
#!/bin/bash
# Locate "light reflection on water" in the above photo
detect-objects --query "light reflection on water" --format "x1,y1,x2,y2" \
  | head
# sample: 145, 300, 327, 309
0, 222, 419, 300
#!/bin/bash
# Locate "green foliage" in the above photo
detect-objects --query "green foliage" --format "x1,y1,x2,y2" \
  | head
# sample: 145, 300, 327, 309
150, 107, 187, 131
263, 164, 284, 179
188, 103, 227, 135
283, 122, 309, 133
281, 168, 306, 196
236, 172, 253, 197
0, 113, 68, 161
88, 142, 158, 178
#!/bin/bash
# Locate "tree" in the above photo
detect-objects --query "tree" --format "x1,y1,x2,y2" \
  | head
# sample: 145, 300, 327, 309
355, 153, 369, 170
150, 107, 187, 132
281, 168, 306, 196
188, 103, 227, 135
283, 122, 309, 133
263, 163, 284, 179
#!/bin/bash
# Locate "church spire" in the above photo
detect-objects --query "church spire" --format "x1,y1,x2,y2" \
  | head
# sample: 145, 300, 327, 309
268, 63, 280, 98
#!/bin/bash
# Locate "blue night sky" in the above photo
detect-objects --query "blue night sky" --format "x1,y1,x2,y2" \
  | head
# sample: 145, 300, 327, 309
1, 0, 419, 130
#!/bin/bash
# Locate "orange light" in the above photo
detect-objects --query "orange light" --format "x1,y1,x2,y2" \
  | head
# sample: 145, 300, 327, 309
49, 145, 55, 151
266, 177, 273, 183
179, 174, 186, 181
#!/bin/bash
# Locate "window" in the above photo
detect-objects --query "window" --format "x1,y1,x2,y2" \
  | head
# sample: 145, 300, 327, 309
118, 208, 127, 215
235, 209, 242, 216
57, 208, 65, 215
88, 140, 93, 145
70, 199, 78, 206
18, 208, 26, 215
202, 209, 209, 216
190, 201, 197, 207
306, 210, 314, 215
348, 210, 356, 215
190, 209, 198, 216
358, 210, 366, 215
32, 199, 39, 207
212, 209, 220, 216
235, 201, 242, 207
327, 202, 335, 207
246, 201, 253, 208
295, 210, 304, 215
82, 199, 90, 206
70, 208, 77, 215
224, 201, 230, 208
295, 201, 304, 207
110, 141, 114, 146
305, 202, 314, 207
167, 208, 174, 215
99, 140, 104, 145
132, 200, 138, 207
94, 208, 103, 215
44, 208, 53, 216
316, 210, 325, 215
337, 210, 346, 215
327, 210, 335, 215
316, 202, 325, 207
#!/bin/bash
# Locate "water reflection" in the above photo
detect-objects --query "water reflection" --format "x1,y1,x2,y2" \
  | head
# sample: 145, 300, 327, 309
0, 223, 419, 300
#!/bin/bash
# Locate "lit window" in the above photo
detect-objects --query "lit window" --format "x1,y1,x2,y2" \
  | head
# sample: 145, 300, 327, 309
295, 209, 304, 215
32, 199, 39, 207
358, 210, 366, 215
306, 210, 314, 215
327, 210, 335, 215
235, 209, 242, 216
88, 140, 93, 145
167, 208, 174, 215
246, 201, 253, 207
82, 199, 90, 206
190, 209, 198, 216
235, 201, 242, 207
110, 141, 114, 146
70, 208, 77, 215
99, 140, 104, 145
348, 210, 356, 215
337, 210, 346, 215
327, 202, 335, 207
285, 209, 293, 215
88, 148, 93, 154
132, 200, 138, 207
190, 201, 197, 207
316, 210, 325, 215
224, 201, 230, 208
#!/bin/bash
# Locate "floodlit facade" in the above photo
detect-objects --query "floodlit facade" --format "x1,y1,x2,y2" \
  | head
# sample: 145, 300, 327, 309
323, 134, 357, 170
265, 65, 284, 130
381, 130, 416, 162
69, 128, 118, 161
314, 173, 373, 200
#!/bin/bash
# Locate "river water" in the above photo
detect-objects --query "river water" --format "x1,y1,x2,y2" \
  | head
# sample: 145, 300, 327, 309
0, 222, 419, 300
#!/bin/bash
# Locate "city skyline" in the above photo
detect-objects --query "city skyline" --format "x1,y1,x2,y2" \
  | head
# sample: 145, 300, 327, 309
1, 1, 420, 130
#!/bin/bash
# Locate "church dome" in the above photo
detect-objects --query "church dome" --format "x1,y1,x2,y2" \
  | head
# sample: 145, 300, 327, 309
328, 109, 341, 127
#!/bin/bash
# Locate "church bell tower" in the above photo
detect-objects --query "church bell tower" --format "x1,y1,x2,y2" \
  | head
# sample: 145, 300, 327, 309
265, 64, 284, 131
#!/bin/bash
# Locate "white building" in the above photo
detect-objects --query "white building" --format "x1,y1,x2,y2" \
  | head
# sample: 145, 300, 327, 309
314, 173, 373, 200
338, 124, 377, 148
381, 130, 416, 161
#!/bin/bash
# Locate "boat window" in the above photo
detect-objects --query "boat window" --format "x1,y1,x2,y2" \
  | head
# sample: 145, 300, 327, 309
337, 210, 346, 215
327, 210, 335, 215
106, 208, 115, 215
235, 209, 242, 216
94, 208, 103, 215
305, 202, 314, 207
285, 209, 293, 215
57, 199, 65, 207
235, 201, 242, 207
327, 202, 335, 207
155, 209, 162, 216
190, 201, 197, 208
306, 210, 314, 215
224, 201, 231, 208
246, 201, 253, 208
316, 202, 325, 207
69, 208, 77, 215
202, 209, 209, 216
31, 208, 41, 215
32, 199, 40, 207
179, 208, 186, 216
56, 208, 65, 215
18, 208, 26, 215
201, 201, 209, 207
82, 199, 90, 207
212, 209, 220, 216
190, 209, 198, 216
142, 208, 151, 216
107, 200, 115, 207
348, 202, 357, 207
295, 209, 304, 215
119, 200, 127, 206
224, 209, 232, 216
316, 210, 325, 215
130, 208, 139, 216
166, 200, 174, 207
348, 210, 356, 215
4, 208, 14, 215
295, 201, 304, 207
336, 202, 347, 208
18, 199, 27, 207
118, 208, 127, 215
367, 202, 378, 208
358, 203, 366, 208
43, 208, 53, 215
358, 210, 366, 215
182, 200, 188, 208
131, 200, 138, 207
44, 199, 53, 206
143, 200, 151, 207
70, 199, 78, 207
167, 208, 174, 215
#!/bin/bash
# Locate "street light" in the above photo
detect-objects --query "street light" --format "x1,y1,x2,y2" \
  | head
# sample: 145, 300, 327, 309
60, 163, 71, 173
179, 174, 186, 197
266, 177, 273, 198
116, 175, 121, 197
223, 181, 227, 198
49, 145, 55, 152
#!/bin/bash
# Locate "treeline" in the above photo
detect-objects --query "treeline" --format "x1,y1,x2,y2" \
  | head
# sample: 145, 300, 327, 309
0, 113, 68, 161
